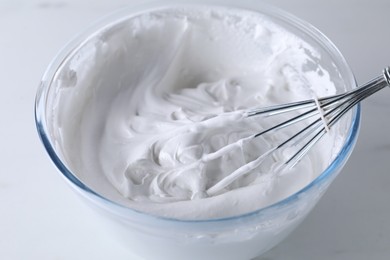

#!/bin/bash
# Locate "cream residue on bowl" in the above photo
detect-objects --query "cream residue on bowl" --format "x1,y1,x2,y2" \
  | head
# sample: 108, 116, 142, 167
51, 7, 347, 220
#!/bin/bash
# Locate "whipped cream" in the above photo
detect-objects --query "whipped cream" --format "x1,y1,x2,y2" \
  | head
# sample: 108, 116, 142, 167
53, 7, 346, 220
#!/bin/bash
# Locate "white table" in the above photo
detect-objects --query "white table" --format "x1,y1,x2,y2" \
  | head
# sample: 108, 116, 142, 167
1, 0, 389, 259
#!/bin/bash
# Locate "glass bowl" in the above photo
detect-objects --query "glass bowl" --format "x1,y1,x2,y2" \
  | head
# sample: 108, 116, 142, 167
35, 0, 359, 259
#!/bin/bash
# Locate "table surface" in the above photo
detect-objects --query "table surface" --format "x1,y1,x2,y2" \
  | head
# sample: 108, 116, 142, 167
1, 0, 390, 259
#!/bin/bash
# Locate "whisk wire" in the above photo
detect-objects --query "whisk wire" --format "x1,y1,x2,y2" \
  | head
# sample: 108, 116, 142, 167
281, 73, 389, 168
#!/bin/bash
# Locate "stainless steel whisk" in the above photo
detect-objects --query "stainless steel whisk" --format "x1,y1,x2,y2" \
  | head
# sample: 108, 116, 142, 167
207, 67, 390, 195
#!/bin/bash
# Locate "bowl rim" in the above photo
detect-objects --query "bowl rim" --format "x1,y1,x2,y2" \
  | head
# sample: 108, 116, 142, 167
35, 0, 360, 224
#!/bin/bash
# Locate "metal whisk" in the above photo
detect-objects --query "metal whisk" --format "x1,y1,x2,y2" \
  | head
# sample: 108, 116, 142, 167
207, 67, 390, 195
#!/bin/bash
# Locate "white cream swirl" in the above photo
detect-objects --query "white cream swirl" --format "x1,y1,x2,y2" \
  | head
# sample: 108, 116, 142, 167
55, 7, 345, 219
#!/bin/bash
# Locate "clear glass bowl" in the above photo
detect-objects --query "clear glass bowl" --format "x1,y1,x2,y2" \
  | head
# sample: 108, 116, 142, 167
35, 0, 359, 259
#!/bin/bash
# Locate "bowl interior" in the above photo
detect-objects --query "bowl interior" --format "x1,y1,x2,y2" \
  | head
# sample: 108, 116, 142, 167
35, 1, 359, 222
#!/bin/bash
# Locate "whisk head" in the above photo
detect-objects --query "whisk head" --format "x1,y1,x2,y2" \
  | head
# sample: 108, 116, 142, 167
206, 67, 390, 195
